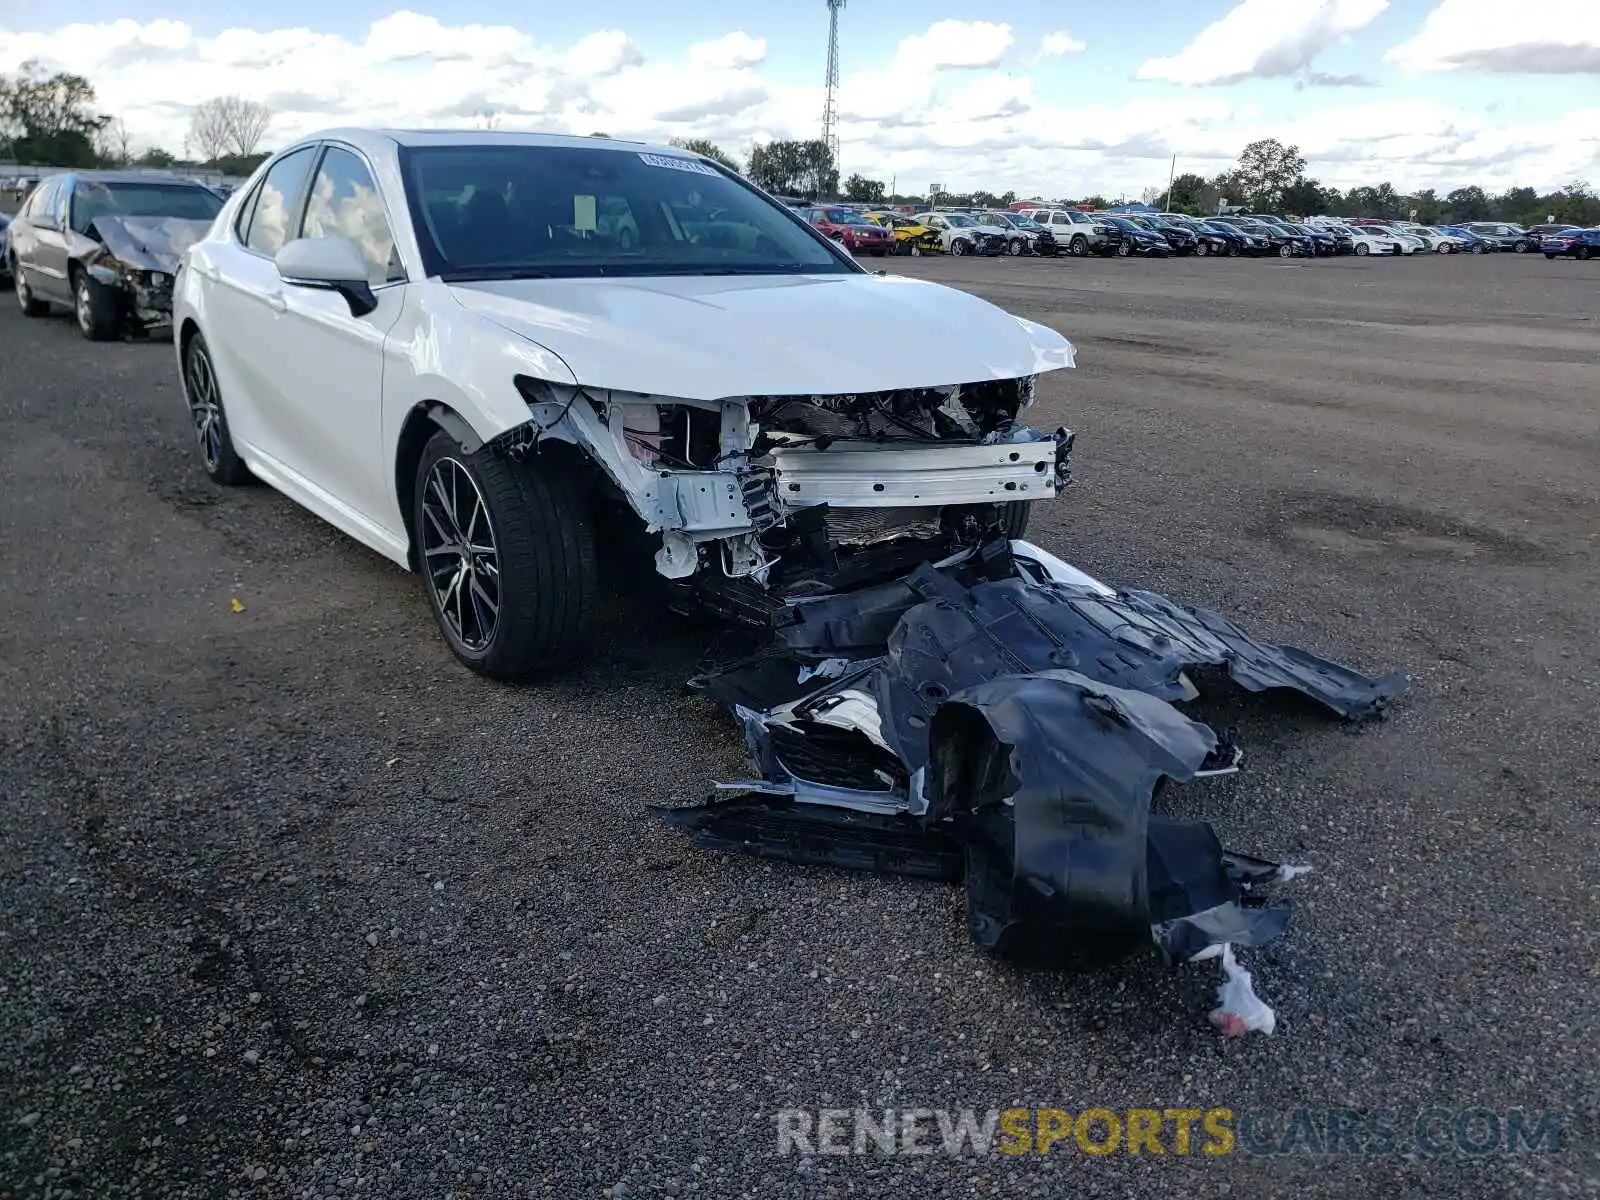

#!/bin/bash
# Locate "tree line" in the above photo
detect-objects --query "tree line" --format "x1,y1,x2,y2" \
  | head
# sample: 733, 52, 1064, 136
6, 63, 1595, 228
1, 60, 273, 177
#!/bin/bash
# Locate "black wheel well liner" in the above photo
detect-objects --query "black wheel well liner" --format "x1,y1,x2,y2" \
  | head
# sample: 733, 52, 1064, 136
396, 403, 484, 569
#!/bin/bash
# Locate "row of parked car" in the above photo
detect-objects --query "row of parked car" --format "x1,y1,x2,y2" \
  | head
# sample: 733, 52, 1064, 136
786, 201, 1600, 263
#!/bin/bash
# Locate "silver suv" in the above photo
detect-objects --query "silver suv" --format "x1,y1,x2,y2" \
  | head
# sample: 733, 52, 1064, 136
1021, 208, 1107, 256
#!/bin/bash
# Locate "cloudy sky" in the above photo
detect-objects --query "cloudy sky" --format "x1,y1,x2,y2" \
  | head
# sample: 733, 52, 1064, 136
2, 0, 1596, 196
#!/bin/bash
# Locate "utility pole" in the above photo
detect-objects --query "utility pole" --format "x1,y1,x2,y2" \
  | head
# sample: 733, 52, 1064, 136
1161, 153, 1177, 211
820, 0, 846, 196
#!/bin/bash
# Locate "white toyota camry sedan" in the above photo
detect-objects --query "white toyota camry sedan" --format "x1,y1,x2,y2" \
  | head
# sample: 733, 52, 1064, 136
173, 129, 1076, 678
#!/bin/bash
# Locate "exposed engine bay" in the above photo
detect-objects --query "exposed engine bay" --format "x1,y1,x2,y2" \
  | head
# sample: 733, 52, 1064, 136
505, 372, 1074, 620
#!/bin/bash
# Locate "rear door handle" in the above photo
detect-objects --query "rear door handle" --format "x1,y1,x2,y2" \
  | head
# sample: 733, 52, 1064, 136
265, 290, 288, 314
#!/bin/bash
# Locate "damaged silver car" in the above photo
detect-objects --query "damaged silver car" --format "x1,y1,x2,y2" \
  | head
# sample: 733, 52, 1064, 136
10, 171, 222, 340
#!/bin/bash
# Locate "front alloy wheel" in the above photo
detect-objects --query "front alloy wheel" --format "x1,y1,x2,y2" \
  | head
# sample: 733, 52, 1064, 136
421, 457, 501, 656
1194, 241, 1209, 257
413, 431, 597, 678
950, 239, 967, 256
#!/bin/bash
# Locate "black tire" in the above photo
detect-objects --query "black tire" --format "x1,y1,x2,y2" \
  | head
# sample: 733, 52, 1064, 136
1115, 241, 1131, 257
1194, 242, 1208, 257
1355, 242, 1370, 256
413, 430, 598, 679
1277, 243, 1293, 258
1000, 501, 1031, 539
14, 261, 48, 317
950, 238, 968, 257
1545, 253, 1557, 260
1577, 246, 1592, 262
1007, 238, 1024, 257
1513, 240, 1529, 253
182, 334, 252, 486
1472, 243, 1486, 254
1069, 235, 1088, 257
73, 269, 121, 341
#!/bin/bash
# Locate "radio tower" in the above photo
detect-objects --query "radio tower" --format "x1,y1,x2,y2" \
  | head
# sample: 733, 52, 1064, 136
820, 0, 845, 188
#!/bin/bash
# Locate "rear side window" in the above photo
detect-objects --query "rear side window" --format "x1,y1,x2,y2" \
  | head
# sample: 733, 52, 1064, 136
301, 146, 404, 284
243, 147, 316, 258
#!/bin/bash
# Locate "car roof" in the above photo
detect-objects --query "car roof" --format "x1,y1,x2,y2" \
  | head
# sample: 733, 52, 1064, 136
298, 127, 693, 159
54, 170, 214, 187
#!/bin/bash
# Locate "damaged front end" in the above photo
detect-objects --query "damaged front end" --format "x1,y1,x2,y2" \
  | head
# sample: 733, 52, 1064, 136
80, 216, 207, 331
499, 369, 1075, 625
655, 538, 1407, 1032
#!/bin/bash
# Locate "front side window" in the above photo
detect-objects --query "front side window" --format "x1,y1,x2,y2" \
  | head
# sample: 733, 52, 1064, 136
69, 182, 222, 235
400, 144, 854, 280
301, 146, 404, 285
244, 147, 317, 258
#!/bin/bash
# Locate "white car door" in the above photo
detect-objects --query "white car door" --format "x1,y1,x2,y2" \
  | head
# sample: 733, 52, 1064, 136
203, 145, 321, 467
256, 143, 408, 533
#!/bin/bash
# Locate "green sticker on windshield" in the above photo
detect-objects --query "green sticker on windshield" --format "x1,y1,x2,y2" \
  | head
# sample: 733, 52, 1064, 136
574, 194, 596, 232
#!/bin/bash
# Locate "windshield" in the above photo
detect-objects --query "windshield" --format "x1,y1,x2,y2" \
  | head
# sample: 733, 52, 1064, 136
944, 214, 977, 227
70, 181, 222, 234
1100, 217, 1137, 231
399, 143, 854, 280
1008, 215, 1041, 231
823, 208, 873, 225
984, 213, 1018, 228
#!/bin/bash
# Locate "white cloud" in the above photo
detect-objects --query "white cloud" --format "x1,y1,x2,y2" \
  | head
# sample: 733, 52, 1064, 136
1039, 32, 1088, 58
1137, 0, 1389, 85
0, 10, 1593, 200
1387, 0, 1600, 73
689, 31, 767, 71
563, 30, 643, 76
894, 20, 1015, 70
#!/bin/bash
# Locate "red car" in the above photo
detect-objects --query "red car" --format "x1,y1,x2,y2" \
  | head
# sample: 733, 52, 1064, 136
797, 206, 895, 256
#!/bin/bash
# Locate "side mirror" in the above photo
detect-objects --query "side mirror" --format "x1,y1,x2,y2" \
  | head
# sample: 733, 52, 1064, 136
275, 237, 378, 317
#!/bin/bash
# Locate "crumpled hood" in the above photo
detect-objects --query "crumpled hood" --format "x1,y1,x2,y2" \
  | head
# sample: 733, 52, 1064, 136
91, 216, 210, 273
448, 272, 1075, 400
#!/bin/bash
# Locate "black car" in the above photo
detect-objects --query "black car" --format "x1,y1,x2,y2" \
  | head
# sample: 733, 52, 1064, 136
1095, 216, 1170, 257
1128, 215, 1199, 255
1216, 217, 1312, 257
1168, 217, 1234, 256
1193, 219, 1263, 256
1460, 222, 1537, 253
1283, 223, 1339, 256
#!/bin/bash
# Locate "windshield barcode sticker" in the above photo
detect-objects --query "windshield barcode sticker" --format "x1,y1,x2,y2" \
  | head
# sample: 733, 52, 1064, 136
637, 153, 719, 176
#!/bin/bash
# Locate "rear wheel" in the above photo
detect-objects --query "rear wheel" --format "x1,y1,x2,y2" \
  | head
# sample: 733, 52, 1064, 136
1513, 240, 1529, 253
1577, 246, 1592, 262
15, 262, 48, 317
414, 430, 598, 679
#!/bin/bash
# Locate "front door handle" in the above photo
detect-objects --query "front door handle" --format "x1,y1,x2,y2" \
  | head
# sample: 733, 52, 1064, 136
265, 290, 288, 314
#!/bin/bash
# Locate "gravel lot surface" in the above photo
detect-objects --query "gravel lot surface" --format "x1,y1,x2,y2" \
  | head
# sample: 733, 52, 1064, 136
2, 252, 1597, 1199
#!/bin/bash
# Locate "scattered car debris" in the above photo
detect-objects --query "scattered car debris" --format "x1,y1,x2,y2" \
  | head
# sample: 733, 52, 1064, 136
657, 536, 1406, 1032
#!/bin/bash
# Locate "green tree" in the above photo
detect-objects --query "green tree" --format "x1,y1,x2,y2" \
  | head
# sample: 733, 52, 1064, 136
1406, 188, 1441, 223
1220, 138, 1308, 210
1548, 180, 1600, 227
1280, 177, 1327, 216
1443, 186, 1490, 222
746, 139, 837, 198
135, 146, 178, 168
0, 60, 109, 166
842, 173, 886, 203
668, 137, 740, 173
1165, 172, 1214, 213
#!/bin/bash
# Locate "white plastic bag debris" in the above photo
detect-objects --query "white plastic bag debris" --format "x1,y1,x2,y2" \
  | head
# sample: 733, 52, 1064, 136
1276, 864, 1315, 883
797, 658, 852, 685
1208, 944, 1276, 1037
